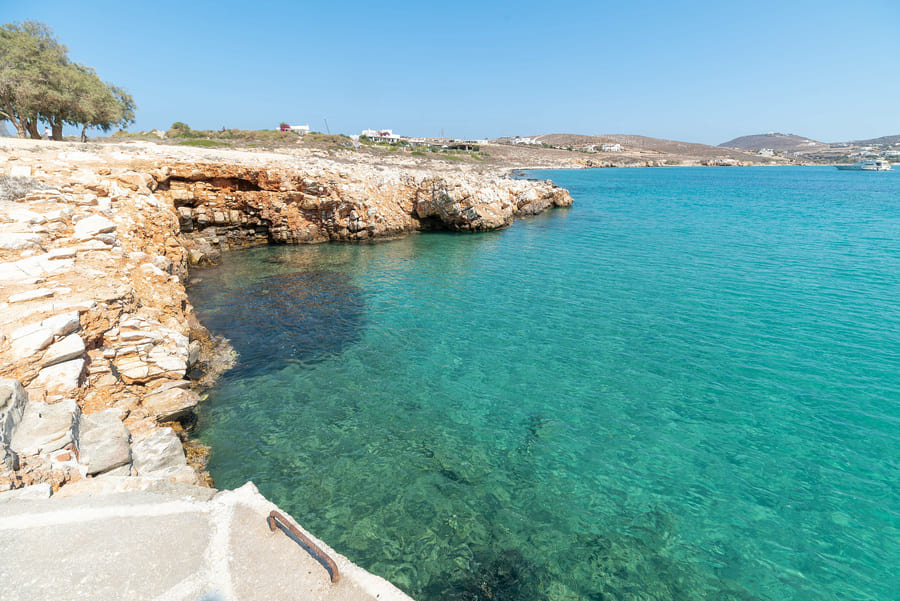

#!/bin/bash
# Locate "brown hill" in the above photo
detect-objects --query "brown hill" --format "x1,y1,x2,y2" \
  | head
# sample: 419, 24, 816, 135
588, 134, 732, 157
719, 133, 823, 151
496, 133, 757, 160
851, 134, 900, 146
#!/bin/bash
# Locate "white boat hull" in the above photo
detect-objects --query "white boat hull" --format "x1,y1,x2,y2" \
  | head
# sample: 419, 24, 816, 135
836, 159, 892, 171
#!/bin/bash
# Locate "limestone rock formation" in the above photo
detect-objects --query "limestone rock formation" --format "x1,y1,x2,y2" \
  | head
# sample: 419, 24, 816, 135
148, 161, 571, 257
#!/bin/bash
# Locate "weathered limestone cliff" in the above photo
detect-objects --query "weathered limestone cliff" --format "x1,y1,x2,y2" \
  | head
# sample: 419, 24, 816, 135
0, 140, 572, 493
146, 160, 571, 264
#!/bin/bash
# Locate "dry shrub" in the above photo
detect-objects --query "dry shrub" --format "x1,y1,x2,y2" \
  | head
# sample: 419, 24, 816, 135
0, 174, 48, 203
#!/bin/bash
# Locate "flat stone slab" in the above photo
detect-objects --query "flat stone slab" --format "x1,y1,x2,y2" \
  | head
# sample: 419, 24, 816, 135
31, 358, 84, 398
0, 508, 211, 600
141, 387, 199, 422
8, 209, 46, 225
131, 427, 188, 477
73, 214, 115, 240
5, 313, 80, 360
78, 410, 131, 476
114, 355, 154, 384
9, 327, 54, 358
8, 288, 55, 304
0, 483, 51, 503
0, 482, 412, 601
40, 311, 81, 338
0, 255, 74, 283
8, 165, 32, 177
0, 232, 42, 250
40, 333, 85, 368
9, 399, 79, 457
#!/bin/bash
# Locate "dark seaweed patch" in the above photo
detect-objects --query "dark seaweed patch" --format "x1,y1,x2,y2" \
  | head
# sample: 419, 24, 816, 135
416, 510, 763, 601
195, 269, 364, 377
425, 549, 543, 601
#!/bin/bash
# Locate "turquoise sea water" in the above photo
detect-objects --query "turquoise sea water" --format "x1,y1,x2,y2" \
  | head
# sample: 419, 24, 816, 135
189, 167, 900, 601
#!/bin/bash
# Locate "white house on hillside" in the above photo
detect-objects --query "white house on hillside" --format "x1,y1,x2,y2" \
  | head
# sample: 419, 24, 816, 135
362, 129, 402, 143
279, 124, 310, 135
600, 143, 623, 152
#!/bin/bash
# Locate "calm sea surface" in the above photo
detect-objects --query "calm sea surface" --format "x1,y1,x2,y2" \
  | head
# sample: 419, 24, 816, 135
189, 167, 899, 601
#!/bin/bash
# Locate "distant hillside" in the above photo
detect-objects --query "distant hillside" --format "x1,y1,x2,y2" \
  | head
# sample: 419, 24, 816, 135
851, 134, 900, 146
719, 133, 823, 151
591, 134, 729, 156
512, 133, 754, 160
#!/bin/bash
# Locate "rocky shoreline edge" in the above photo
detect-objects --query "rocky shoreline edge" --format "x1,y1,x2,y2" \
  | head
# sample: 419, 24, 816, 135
0, 139, 571, 498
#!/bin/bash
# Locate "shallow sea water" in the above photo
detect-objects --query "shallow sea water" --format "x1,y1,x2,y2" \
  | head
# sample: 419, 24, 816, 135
190, 167, 900, 601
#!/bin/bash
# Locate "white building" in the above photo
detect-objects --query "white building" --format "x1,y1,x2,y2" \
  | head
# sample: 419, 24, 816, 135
758, 148, 775, 157
361, 129, 402, 143
600, 143, 623, 152
289, 125, 310, 135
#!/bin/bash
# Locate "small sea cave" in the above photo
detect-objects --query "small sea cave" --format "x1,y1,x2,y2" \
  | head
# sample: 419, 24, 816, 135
156, 175, 263, 193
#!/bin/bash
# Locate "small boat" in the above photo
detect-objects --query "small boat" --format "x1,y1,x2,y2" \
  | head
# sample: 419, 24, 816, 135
836, 159, 892, 171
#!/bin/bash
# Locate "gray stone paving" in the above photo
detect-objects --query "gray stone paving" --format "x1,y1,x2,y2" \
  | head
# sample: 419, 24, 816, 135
0, 479, 414, 601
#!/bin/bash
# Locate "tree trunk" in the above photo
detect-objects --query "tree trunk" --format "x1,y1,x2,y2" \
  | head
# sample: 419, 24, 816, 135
25, 119, 41, 140
0, 105, 26, 138
81, 125, 88, 143
51, 121, 63, 141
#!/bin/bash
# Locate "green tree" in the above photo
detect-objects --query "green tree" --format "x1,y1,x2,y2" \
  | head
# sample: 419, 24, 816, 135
167, 122, 191, 137
68, 69, 135, 141
0, 21, 68, 138
0, 21, 135, 140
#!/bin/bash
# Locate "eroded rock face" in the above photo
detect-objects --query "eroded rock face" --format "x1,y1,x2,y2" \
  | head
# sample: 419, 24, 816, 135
148, 162, 572, 260
0, 139, 572, 493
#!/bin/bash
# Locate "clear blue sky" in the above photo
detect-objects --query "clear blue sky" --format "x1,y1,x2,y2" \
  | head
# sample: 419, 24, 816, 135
5, 0, 899, 144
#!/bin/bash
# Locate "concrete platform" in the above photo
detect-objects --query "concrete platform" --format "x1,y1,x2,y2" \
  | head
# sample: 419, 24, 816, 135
0, 479, 414, 601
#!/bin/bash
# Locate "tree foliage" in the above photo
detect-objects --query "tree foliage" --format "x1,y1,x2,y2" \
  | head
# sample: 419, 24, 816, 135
166, 122, 193, 137
0, 21, 135, 140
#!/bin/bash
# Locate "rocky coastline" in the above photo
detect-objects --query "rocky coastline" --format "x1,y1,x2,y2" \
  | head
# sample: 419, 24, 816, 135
0, 138, 572, 495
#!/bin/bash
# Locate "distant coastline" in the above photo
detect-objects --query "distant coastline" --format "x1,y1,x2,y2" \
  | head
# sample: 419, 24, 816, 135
8, 125, 897, 171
